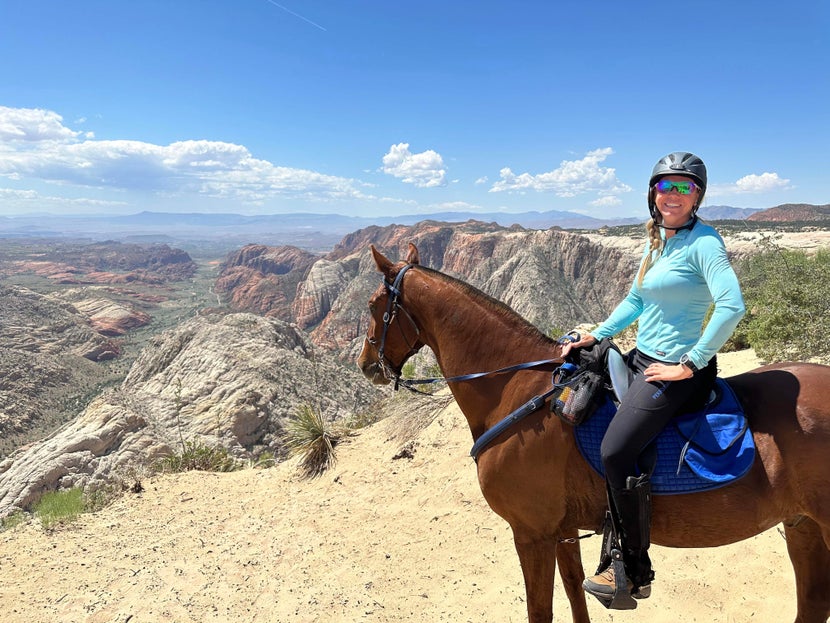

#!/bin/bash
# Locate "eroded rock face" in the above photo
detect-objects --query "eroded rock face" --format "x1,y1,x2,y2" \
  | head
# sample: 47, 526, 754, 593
215, 245, 318, 320
424, 227, 634, 332
0, 284, 122, 447
292, 258, 357, 329
0, 284, 119, 360
58, 295, 152, 336
0, 313, 381, 517
218, 221, 640, 359
2, 241, 197, 284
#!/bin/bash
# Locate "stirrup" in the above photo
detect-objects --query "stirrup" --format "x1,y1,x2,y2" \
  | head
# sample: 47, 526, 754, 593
586, 511, 638, 610
597, 549, 638, 610
633, 582, 651, 599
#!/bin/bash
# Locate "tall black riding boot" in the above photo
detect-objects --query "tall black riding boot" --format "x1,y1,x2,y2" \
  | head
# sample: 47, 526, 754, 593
583, 474, 654, 608
613, 473, 654, 593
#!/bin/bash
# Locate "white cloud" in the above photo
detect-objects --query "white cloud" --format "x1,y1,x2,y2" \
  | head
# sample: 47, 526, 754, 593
489, 148, 632, 199
0, 187, 127, 209
430, 200, 482, 211
382, 142, 446, 188
706, 172, 793, 198
474, 176, 488, 185
0, 106, 81, 142
0, 106, 370, 204
590, 195, 623, 207
0, 188, 39, 200
734, 172, 791, 193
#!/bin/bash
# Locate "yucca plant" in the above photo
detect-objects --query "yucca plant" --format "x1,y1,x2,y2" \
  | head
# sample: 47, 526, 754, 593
284, 404, 340, 477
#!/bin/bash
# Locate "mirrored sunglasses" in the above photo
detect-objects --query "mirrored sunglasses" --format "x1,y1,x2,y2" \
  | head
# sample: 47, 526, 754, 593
655, 179, 700, 195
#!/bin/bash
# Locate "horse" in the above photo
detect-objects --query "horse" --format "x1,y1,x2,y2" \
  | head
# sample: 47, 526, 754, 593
356, 243, 830, 623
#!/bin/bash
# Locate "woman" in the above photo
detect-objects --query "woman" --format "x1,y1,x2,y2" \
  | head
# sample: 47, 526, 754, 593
562, 151, 746, 605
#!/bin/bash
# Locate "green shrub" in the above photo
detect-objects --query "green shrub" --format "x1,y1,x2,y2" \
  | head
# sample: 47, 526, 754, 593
249, 450, 277, 469
425, 362, 442, 378
34, 488, 85, 528
1, 511, 27, 532
342, 408, 382, 431
736, 244, 830, 363
401, 360, 416, 379
284, 404, 341, 478
157, 440, 241, 473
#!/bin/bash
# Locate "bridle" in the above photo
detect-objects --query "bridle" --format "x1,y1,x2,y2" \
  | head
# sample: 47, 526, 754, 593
365, 263, 422, 387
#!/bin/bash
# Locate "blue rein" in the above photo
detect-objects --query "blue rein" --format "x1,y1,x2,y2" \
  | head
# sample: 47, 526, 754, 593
399, 358, 563, 389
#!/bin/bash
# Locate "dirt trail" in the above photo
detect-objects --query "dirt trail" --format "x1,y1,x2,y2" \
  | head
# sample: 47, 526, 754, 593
0, 349, 796, 622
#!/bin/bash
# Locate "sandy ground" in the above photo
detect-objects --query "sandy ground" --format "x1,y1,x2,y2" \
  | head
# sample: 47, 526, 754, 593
0, 349, 800, 623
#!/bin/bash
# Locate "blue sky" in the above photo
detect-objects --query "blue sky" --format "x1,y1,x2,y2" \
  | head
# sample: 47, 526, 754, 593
0, 0, 827, 219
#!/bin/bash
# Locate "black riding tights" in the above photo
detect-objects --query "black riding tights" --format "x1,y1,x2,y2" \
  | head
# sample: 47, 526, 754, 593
601, 349, 716, 491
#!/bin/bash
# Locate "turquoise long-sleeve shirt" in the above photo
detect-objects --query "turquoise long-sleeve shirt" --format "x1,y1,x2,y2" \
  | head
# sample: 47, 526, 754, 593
591, 220, 746, 370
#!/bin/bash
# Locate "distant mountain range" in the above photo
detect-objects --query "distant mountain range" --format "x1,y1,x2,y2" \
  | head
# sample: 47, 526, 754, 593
698, 205, 763, 220
0, 207, 635, 239
0, 203, 824, 252
746, 203, 830, 222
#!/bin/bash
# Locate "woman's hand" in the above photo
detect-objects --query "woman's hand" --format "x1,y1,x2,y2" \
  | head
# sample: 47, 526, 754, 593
644, 362, 694, 382
561, 334, 597, 358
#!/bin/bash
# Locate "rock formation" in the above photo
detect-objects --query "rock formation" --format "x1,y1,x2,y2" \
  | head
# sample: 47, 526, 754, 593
0, 312, 381, 517
0, 241, 197, 284
218, 221, 640, 359
214, 245, 318, 320
0, 284, 122, 455
56, 292, 152, 336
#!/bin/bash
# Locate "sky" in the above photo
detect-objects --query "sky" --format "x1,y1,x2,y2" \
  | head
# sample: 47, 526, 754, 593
0, 0, 827, 219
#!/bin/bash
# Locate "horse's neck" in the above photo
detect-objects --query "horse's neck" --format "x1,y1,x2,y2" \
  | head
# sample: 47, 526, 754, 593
413, 275, 556, 409
419, 298, 526, 373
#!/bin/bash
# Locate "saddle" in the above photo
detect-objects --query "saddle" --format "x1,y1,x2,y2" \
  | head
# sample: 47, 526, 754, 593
574, 347, 756, 495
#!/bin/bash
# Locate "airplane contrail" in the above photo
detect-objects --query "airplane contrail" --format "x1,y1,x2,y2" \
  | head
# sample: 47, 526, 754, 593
264, 0, 327, 31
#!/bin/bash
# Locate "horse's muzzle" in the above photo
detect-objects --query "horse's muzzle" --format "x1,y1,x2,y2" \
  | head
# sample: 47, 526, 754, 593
360, 361, 391, 385
357, 341, 392, 385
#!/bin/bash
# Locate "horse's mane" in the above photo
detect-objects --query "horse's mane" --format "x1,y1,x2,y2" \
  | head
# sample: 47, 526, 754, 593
412, 265, 556, 348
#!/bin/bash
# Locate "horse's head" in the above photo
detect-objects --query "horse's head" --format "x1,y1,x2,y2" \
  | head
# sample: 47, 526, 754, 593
357, 243, 426, 385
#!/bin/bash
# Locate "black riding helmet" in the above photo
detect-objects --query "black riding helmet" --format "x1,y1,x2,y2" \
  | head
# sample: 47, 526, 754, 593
647, 151, 707, 221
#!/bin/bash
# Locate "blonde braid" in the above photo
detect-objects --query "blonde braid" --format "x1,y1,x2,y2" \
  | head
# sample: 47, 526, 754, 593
636, 218, 663, 287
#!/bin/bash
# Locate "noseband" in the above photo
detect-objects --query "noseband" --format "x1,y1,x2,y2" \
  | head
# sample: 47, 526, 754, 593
366, 263, 422, 386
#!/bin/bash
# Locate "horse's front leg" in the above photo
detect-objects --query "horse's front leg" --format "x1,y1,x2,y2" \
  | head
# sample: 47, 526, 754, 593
513, 527, 592, 623
555, 529, 591, 623
513, 529, 557, 623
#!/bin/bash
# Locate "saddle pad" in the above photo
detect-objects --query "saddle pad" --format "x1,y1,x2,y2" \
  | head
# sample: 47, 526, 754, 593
574, 379, 756, 495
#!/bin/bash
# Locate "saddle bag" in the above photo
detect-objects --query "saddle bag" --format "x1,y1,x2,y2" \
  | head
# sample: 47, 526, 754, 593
550, 338, 620, 426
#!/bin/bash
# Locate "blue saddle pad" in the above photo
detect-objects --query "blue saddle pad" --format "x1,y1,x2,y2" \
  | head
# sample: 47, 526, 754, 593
574, 379, 755, 495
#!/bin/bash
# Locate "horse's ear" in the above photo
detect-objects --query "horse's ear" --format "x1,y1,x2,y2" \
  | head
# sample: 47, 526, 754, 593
370, 244, 396, 279
405, 243, 420, 265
